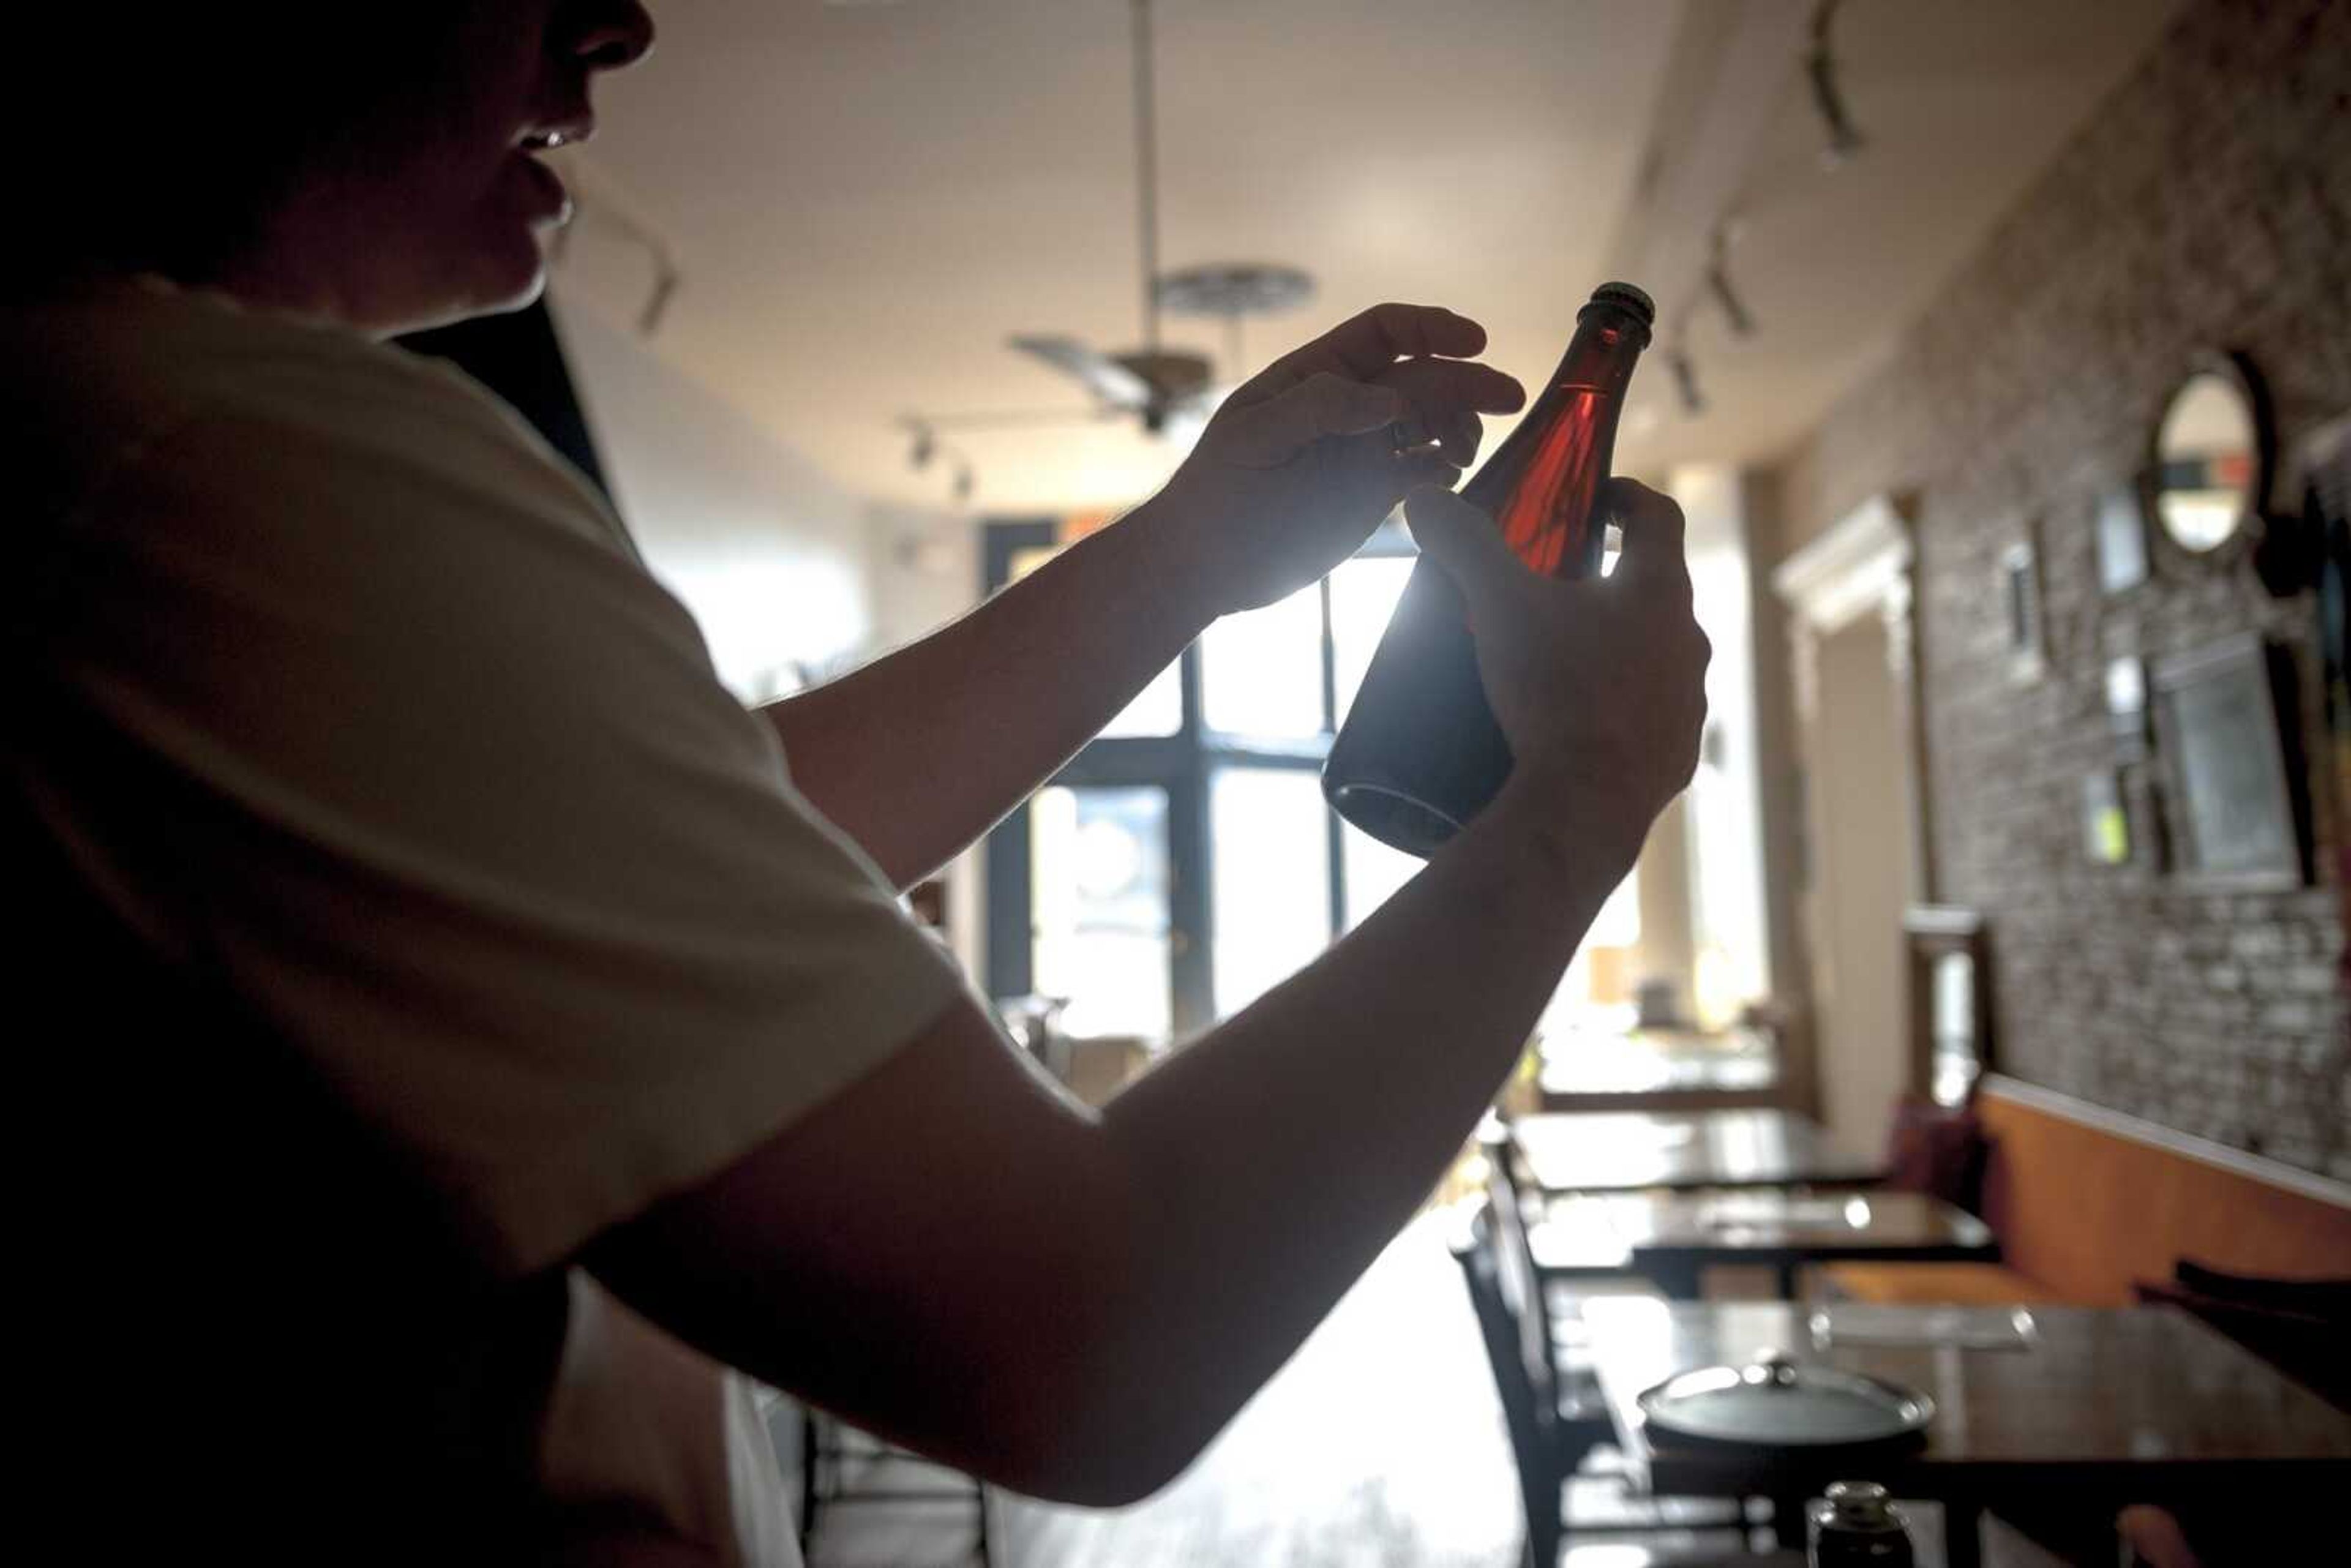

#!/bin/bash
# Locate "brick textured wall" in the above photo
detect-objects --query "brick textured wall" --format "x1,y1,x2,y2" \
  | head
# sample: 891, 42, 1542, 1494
1775, 0, 2351, 1177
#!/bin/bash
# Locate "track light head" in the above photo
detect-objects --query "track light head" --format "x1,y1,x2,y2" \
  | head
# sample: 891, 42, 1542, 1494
1706, 260, 1755, 339
1808, 0, 1866, 168
639, 265, 680, 336
1669, 348, 1705, 417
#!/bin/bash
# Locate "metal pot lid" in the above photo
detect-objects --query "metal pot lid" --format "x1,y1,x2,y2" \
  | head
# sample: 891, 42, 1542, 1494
1637, 1351, 1934, 1448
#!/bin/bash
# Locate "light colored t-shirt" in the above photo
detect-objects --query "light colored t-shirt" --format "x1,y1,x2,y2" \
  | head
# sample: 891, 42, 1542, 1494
5, 280, 963, 1559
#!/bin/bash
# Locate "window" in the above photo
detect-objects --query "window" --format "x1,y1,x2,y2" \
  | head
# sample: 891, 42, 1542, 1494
1201, 588, 1325, 740
983, 516, 1655, 1054
1209, 767, 1331, 1015
988, 520, 1425, 1041
1329, 554, 1414, 727
1030, 784, 1173, 1040
1008, 543, 1182, 738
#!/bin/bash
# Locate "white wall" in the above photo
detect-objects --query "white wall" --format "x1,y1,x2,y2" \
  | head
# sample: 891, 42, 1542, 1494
1670, 462, 1774, 1025
864, 502, 990, 980
555, 295, 1003, 985
1809, 615, 1912, 1158
552, 294, 875, 702
865, 502, 984, 654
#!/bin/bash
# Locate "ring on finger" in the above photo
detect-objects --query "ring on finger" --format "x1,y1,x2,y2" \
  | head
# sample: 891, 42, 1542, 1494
1389, 415, 1431, 455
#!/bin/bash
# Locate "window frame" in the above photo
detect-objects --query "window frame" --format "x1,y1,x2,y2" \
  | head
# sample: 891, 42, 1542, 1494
983, 517, 1414, 1037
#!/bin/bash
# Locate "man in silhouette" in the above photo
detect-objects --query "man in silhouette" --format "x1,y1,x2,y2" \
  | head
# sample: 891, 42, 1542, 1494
8, 6, 1706, 1561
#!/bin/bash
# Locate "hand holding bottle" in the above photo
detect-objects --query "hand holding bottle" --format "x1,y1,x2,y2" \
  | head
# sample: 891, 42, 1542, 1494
1152, 303, 1526, 614
1321, 282, 1659, 853
1402, 478, 1710, 869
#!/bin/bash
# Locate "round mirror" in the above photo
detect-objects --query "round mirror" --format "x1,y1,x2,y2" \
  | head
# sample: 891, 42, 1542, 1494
2151, 361, 2265, 553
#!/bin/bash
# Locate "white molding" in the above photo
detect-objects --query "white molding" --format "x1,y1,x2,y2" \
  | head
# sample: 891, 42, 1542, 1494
1772, 493, 1914, 636
1880, 572, 1916, 680
1980, 1073, 2351, 1209
1785, 617, 1821, 726
1903, 905, 1984, 939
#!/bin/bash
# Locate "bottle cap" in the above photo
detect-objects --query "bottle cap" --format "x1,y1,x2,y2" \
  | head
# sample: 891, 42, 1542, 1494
1588, 280, 1657, 328
1824, 1480, 1897, 1526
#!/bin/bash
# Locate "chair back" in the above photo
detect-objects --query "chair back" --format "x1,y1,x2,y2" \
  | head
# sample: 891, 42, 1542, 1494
1450, 1202, 1560, 1568
1480, 1133, 1564, 1419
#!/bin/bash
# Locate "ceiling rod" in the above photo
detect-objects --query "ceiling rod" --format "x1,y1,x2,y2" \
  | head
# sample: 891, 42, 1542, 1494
1132, 0, 1161, 352
550, 152, 686, 336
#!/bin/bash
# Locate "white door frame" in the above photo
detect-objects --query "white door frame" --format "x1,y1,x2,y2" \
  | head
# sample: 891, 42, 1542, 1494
1771, 493, 1934, 1110
1772, 493, 1934, 901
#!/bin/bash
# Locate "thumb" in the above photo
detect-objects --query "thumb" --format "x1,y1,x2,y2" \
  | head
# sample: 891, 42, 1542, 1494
1405, 486, 1526, 610
1229, 372, 1402, 465
1602, 477, 1689, 585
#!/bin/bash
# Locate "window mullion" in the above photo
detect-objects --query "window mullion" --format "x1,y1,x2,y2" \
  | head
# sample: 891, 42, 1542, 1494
1169, 642, 1215, 1038
1319, 573, 1344, 941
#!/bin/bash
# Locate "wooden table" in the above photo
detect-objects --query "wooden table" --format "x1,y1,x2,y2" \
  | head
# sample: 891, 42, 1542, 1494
1536, 1023, 1780, 1110
1510, 1108, 1883, 1195
1592, 1190, 1998, 1299
1581, 1300, 2351, 1568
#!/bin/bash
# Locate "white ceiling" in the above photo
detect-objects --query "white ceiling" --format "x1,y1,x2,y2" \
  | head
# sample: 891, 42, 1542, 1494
557, 0, 2184, 515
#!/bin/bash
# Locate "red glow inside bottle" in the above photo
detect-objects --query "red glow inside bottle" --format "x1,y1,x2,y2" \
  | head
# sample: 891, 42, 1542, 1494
1322, 283, 1654, 856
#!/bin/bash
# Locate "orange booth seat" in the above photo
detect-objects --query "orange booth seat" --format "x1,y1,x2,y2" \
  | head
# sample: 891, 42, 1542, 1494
1825, 1075, 2351, 1307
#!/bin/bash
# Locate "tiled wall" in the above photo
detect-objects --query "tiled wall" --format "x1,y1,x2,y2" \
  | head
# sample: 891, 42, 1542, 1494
1774, 0, 2350, 1177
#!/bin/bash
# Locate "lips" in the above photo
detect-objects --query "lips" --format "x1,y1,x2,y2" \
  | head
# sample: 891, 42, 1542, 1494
517, 116, 595, 152
511, 106, 593, 225
511, 146, 574, 223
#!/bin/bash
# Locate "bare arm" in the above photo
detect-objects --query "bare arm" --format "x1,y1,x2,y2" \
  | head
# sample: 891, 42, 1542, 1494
759, 501, 1212, 890
762, 304, 1524, 889
587, 481, 1708, 1506
585, 767, 1630, 1505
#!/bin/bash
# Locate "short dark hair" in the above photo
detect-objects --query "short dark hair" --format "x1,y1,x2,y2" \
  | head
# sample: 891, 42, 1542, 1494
10, 7, 465, 291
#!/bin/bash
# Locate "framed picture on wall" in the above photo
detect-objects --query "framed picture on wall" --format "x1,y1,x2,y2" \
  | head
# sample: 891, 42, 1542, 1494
2080, 771, 2131, 865
2094, 483, 2149, 595
2104, 655, 2149, 760
2150, 635, 2309, 889
2000, 536, 2044, 681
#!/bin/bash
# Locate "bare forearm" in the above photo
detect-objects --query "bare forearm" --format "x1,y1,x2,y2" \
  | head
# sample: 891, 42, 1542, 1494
1085, 773, 1637, 1489
762, 500, 1212, 888
583, 769, 1641, 1508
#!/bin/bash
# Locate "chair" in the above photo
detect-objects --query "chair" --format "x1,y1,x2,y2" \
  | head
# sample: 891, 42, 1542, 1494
797, 1408, 991, 1564
1451, 1193, 1747, 1567
1451, 1202, 1607, 1568
2115, 1507, 2203, 1568
2133, 1258, 2351, 1409
1477, 1122, 1611, 1338
1484, 1133, 1616, 1431
1903, 906, 1993, 1106
1477, 1117, 1640, 1291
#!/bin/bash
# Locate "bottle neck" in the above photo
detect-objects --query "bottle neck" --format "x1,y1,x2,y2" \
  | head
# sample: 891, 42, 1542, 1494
1465, 294, 1652, 579
1544, 301, 1649, 403
1826, 1482, 1903, 1531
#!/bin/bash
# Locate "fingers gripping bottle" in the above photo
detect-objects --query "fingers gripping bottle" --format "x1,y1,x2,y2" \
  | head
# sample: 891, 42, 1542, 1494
1321, 282, 1655, 856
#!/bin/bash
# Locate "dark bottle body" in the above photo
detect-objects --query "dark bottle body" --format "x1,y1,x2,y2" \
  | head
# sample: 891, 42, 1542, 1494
1322, 282, 1654, 856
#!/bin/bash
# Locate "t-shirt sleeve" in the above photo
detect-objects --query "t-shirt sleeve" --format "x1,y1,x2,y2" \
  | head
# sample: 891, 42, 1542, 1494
22, 352, 969, 1275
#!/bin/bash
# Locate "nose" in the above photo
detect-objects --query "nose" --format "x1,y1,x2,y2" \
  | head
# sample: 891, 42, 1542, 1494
566, 1, 657, 72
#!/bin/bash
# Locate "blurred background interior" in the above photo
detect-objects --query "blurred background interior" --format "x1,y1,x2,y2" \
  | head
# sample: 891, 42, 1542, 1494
433, 2, 2350, 1563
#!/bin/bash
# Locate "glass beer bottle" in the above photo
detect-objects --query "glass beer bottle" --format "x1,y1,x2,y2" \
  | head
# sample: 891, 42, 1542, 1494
1806, 1481, 1916, 1568
1322, 280, 1655, 855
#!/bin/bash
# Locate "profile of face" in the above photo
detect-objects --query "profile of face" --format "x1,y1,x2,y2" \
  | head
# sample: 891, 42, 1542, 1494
246, 1, 656, 334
